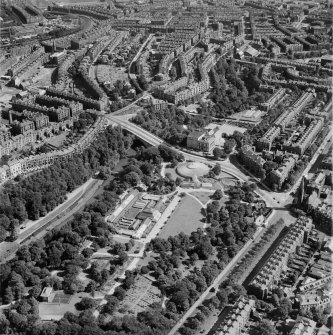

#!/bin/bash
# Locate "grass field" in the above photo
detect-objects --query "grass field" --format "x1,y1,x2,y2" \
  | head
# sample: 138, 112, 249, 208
189, 191, 213, 205
159, 195, 205, 238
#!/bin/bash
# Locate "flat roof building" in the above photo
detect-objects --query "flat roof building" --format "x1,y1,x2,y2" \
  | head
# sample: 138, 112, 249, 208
39, 287, 53, 302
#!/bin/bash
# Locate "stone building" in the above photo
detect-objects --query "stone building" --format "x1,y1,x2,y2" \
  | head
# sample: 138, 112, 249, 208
249, 217, 313, 299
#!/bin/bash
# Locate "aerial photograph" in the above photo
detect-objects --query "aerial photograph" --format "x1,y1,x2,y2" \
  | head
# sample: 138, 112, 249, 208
0, 0, 332, 334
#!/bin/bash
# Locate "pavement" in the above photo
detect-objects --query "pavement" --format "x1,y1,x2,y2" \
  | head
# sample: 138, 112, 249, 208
93, 192, 182, 316
142, 192, 182, 243
105, 115, 279, 208
167, 208, 285, 335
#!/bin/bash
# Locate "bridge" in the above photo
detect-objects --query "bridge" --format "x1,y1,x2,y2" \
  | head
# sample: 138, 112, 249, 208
105, 114, 278, 208
106, 114, 165, 147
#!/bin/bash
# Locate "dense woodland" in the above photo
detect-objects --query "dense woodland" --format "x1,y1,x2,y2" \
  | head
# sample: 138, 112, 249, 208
132, 106, 212, 146
0, 126, 133, 243
197, 58, 270, 119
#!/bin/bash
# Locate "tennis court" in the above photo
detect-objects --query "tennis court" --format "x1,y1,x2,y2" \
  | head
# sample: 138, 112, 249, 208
52, 292, 72, 304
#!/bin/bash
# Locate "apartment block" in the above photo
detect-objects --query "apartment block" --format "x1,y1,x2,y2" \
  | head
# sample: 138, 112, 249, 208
46, 88, 104, 111
297, 293, 332, 311
269, 154, 297, 189
249, 217, 312, 299
35, 95, 83, 117
291, 118, 323, 155
299, 275, 333, 293
0, 117, 107, 182
11, 120, 35, 135
257, 126, 281, 151
214, 297, 255, 335
290, 316, 316, 335
239, 145, 265, 171
260, 88, 286, 111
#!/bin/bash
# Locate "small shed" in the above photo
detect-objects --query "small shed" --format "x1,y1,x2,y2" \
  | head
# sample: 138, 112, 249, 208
39, 287, 53, 302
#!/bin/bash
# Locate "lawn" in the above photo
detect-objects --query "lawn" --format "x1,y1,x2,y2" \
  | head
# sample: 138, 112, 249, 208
189, 191, 213, 205
159, 195, 205, 238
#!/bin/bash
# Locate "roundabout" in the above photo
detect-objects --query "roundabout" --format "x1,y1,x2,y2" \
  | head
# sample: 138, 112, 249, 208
176, 161, 210, 179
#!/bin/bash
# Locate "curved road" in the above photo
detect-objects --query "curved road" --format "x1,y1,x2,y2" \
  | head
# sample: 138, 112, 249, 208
105, 114, 301, 335
106, 115, 278, 207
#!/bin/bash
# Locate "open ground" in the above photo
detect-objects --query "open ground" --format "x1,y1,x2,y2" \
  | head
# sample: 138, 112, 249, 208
158, 195, 205, 238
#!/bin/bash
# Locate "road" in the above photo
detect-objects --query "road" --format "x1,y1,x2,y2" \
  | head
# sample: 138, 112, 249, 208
93, 192, 183, 316
21, 178, 103, 243
105, 117, 309, 335
111, 92, 151, 116
167, 207, 293, 335
106, 115, 278, 208
0, 178, 103, 263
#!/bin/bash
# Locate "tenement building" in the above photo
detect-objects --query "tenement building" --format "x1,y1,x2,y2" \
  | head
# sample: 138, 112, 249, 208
269, 154, 297, 189
249, 217, 313, 299
213, 296, 255, 335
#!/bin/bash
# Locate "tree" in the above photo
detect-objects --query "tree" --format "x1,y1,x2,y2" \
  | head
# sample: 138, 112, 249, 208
216, 289, 228, 308
311, 307, 327, 326
271, 293, 280, 307
76, 297, 97, 311
223, 139, 236, 154
98, 166, 111, 180
252, 319, 277, 335
179, 326, 194, 335
0, 314, 10, 335
118, 251, 129, 265
102, 296, 119, 314
212, 164, 222, 176
189, 253, 199, 265
188, 318, 201, 330
278, 298, 292, 318
195, 240, 214, 260
85, 281, 97, 296
29, 285, 42, 299
113, 286, 126, 301
34, 322, 58, 335
0, 226, 6, 242
140, 162, 154, 175
82, 248, 94, 258
208, 296, 220, 309
17, 300, 31, 315
4, 287, 14, 304
7, 311, 27, 332
124, 171, 141, 186
213, 189, 223, 200
213, 147, 223, 160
